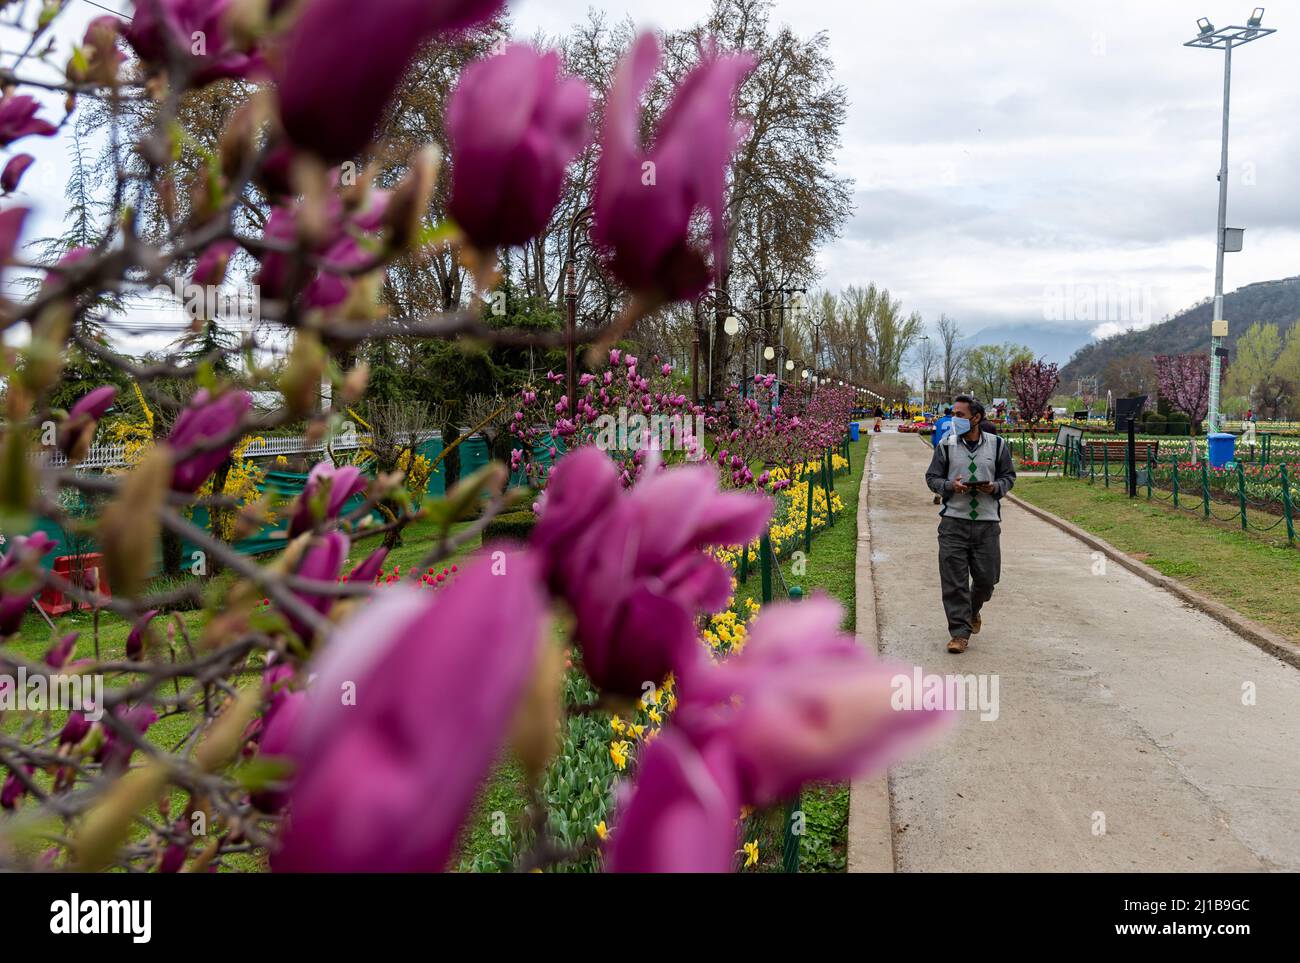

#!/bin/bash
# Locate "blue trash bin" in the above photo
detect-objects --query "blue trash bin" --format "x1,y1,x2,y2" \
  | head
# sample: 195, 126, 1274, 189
849, 422, 860, 442
1207, 432, 1235, 469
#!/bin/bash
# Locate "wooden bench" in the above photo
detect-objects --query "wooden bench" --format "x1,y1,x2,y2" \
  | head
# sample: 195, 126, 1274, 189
1082, 440, 1159, 465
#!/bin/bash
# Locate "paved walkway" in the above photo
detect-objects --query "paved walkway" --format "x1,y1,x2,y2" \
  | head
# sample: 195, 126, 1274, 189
864, 428, 1300, 871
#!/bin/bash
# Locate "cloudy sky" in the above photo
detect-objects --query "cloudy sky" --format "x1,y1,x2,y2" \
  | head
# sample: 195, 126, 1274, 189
6, 0, 1298, 357
522, 0, 1298, 348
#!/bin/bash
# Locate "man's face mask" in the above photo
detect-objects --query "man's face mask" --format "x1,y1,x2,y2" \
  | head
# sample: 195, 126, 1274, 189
951, 416, 972, 436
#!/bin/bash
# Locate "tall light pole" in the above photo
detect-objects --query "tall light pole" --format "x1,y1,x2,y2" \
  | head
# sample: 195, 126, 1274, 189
1185, 9, 1275, 433
564, 260, 577, 406
919, 334, 931, 414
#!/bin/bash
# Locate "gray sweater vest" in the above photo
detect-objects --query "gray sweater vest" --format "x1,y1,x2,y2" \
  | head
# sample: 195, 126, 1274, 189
940, 432, 1003, 521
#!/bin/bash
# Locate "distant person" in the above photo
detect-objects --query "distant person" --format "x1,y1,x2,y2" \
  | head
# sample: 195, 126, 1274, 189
873, 405, 884, 432
924, 395, 1017, 654
932, 406, 954, 449
930, 406, 955, 505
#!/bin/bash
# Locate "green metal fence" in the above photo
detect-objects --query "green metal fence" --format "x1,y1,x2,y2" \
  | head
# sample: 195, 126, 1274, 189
737, 437, 855, 872
1046, 436, 1298, 547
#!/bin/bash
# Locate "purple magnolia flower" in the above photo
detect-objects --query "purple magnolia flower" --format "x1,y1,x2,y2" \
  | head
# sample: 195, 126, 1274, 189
42, 246, 92, 290
289, 463, 367, 537
678, 596, 953, 806
283, 531, 349, 641
530, 446, 769, 696
604, 729, 740, 873
59, 710, 93, 747
0, 532, 56, 635
1, 153, 33, 194
1, 765, 34, 810
275, 0, 505, 163
77, 16, 127, 83
158, 819, 190, 873
593, 34, 754, 302
250, 666, 306, 813
166, 389, 252, 492
95, 704, 159, 774
0, 207, 27, 267
59, 385, 117, 460
346, 546, 389, 584
606, 596, 952, 871
67, 384, 117, 422
124, 0, 263, 85
45, 631, 80, 669
0, 95, 57, 146
446, 44, 591, 249
254, 197, 388, 311
272, 548, 547, 872
126, 609, 160, 661
191, 238, 237, 287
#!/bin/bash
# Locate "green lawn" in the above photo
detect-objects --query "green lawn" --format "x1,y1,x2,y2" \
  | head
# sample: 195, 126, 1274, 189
1016, 477, 1300, 643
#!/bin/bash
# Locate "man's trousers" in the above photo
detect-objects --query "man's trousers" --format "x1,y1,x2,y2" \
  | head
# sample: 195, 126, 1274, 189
937, 515, 1002, 639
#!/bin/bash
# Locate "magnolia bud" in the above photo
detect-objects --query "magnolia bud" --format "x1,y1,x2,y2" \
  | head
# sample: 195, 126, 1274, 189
219, 99, 262, 181
279, 332, 327, 418
339, 362, 370, 405
383, 146, 440, 254
99, 447, 170, 596
510, 638, 563, 782
226, 0, 271, 49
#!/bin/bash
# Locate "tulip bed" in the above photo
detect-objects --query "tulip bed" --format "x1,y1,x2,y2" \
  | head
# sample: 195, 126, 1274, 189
1033, 444, 1300, 548
1007, 432, 1300, 469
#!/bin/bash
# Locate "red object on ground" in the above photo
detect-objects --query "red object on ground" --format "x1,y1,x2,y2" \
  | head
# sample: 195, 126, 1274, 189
36, 553, 112, 616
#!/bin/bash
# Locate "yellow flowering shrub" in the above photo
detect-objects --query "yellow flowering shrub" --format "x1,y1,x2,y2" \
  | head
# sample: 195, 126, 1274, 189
192, 436, 268, 541
395, 448, 433, 507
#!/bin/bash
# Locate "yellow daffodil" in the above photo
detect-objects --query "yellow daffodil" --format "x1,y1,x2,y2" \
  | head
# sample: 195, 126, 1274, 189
610, 740, 630, 770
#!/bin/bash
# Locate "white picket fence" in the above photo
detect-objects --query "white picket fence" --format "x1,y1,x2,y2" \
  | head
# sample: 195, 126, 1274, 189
40, 430, 444, 470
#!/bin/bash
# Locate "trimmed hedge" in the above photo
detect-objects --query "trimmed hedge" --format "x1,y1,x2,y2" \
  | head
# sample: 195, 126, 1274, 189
482, 510, 538, 541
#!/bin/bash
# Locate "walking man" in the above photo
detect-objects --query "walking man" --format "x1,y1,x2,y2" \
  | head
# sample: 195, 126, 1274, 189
924, 396, 1016, 654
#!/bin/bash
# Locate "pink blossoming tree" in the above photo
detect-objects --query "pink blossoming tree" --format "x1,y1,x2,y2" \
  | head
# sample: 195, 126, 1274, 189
0, 0, 947, 875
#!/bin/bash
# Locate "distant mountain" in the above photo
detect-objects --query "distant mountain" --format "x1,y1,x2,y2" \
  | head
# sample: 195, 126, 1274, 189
1060, 276, 1300, 385
962, 324, 1094, 366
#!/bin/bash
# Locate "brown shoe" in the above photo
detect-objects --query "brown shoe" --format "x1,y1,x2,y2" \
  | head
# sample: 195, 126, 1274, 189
970, 614, 981, 635
932, 494, 941, 505
947, 637, 969, 654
